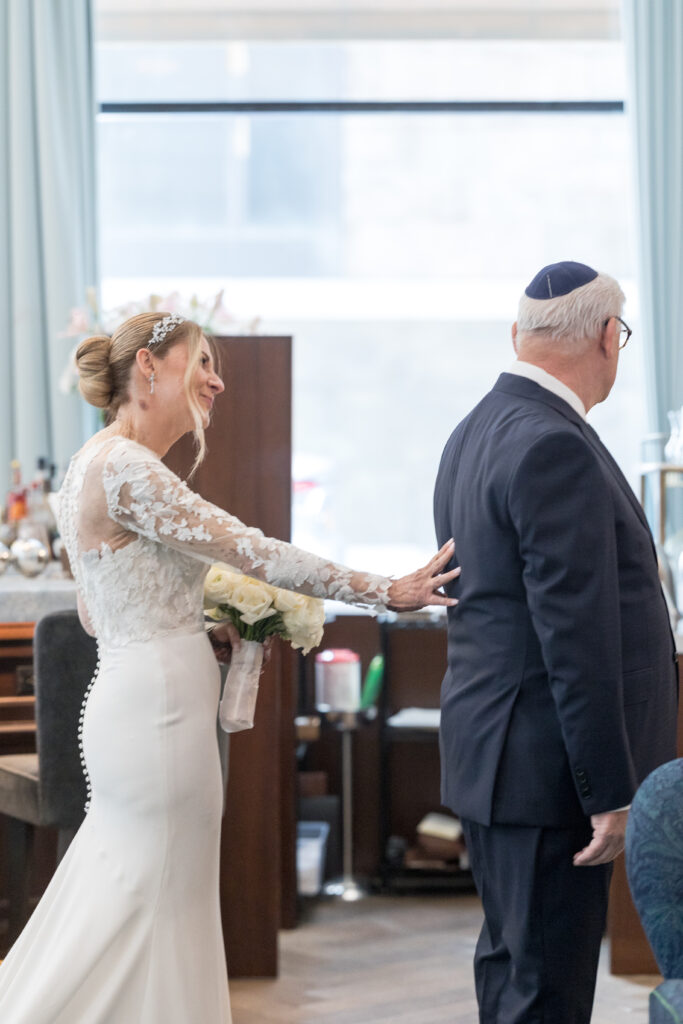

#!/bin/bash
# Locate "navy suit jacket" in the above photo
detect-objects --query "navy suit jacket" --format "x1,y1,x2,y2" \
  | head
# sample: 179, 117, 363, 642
433, 373, 678, 827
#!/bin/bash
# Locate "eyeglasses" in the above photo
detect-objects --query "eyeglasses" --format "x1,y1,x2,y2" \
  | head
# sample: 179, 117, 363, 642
604, 316, 632, 350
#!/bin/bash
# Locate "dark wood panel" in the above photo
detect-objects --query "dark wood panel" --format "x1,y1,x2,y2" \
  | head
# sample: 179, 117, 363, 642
165, 336, 293, 977
166, 336, 292, 540
609, 854, 658, 975
221, 651, 282, 977
0, 623, 54, 955
384, 627, 446, 711
279, 648, 298, 930
0, 697, 35, 722
0, 624, 34, 698
609, 653, 682, 974
387, 742, 443, 840
0, 822, 58, 957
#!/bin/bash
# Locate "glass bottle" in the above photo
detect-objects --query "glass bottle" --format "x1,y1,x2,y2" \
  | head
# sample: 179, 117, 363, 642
6, 460, 27, 523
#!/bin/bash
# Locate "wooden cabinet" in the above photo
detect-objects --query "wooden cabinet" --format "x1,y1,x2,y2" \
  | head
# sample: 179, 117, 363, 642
0, 623, 37, 751
165, 335, 296, 977
0, 622, 56, 953
301, 611, 472, 890
377, 615, 473, 891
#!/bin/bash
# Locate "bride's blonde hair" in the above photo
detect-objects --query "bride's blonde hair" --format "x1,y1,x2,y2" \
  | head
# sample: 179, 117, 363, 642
76, 312, 219, 472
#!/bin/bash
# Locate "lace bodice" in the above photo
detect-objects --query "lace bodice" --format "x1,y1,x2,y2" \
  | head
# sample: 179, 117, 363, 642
57, 435, 392, 649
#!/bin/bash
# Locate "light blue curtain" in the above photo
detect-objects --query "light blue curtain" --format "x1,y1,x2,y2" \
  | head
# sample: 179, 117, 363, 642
0, 0, 98, 486
622, 0, 683, 435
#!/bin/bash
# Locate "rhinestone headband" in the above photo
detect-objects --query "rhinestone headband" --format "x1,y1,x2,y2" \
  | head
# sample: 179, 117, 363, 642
148, 313, 186, 349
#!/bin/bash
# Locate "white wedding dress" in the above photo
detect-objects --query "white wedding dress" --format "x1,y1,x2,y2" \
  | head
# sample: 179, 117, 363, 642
0, 434, 391, 1023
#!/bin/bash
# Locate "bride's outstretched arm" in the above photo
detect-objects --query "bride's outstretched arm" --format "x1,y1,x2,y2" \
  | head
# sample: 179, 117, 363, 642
101, 441, 459, 611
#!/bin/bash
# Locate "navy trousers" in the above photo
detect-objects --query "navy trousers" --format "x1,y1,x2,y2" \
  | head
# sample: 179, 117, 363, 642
460, 819, 612, 1024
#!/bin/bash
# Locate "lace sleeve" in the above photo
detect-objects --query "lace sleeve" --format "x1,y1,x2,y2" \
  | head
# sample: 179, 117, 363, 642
101, 440, 391, 607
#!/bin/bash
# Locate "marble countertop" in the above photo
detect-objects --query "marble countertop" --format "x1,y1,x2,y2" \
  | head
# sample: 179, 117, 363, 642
0, 562, 77, 622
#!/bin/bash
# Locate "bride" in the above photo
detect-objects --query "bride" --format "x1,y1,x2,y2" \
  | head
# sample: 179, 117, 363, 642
0, 312, 458, 1023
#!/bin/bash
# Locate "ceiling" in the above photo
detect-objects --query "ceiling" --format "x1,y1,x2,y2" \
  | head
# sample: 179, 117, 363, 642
95, 0, 622, 41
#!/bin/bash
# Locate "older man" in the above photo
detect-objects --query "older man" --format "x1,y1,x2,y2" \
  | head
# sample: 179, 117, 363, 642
433, 261, 678, 1024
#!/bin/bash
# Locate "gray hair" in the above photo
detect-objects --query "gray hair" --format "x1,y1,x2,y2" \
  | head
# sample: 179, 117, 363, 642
516, 272, 625, 346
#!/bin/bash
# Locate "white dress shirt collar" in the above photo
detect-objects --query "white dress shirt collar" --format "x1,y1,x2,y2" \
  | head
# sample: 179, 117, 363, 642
506, 361, 587, 421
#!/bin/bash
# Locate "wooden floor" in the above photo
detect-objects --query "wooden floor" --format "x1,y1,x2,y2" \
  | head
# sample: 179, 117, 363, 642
230, 894, 658, 1023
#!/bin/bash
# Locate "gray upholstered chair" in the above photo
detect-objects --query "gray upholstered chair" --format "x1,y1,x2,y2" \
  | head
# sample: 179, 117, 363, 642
0, 610, 97, 945
651, 981, 683, 1023
625, 758, 683, 1023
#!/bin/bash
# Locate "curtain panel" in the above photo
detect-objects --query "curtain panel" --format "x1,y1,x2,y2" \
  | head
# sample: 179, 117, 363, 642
0, 0, 98, 484
622, 0, 683, 435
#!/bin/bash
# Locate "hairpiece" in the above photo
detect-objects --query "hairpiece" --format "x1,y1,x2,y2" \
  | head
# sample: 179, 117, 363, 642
148, 313, 186, 349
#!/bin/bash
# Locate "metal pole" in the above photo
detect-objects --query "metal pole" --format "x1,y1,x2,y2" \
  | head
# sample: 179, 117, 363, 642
342, 728, 353, 881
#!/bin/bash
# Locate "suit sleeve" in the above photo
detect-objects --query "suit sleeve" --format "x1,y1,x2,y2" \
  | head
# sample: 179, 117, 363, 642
507, 429, 637, 815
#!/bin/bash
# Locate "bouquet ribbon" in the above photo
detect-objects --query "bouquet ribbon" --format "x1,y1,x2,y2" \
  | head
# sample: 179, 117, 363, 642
219, 639, 264, 733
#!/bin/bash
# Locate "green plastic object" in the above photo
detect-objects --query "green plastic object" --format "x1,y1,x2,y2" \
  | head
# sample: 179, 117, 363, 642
360, 654, 384, 709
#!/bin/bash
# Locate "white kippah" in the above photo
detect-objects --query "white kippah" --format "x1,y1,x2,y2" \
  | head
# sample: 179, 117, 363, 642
148, 313, 185, 349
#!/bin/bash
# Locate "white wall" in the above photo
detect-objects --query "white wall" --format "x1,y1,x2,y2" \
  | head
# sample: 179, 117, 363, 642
95, 0, 622, 43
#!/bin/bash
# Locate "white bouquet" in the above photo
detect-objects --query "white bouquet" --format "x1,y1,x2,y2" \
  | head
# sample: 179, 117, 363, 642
204, 563, 325, 732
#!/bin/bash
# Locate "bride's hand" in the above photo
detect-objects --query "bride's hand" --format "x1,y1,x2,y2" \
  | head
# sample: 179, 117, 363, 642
208, 621, 241, 664
208, 622, 275, 668
386, 539, 460, 612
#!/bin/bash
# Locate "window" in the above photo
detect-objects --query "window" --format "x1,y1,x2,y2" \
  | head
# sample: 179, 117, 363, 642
98, 38, 643, 573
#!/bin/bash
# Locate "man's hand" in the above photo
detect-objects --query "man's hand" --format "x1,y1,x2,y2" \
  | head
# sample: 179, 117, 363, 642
573, 809, 629, 867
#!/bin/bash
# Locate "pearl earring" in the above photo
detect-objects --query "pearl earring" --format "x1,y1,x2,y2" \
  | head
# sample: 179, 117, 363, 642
149, 371, 155, 394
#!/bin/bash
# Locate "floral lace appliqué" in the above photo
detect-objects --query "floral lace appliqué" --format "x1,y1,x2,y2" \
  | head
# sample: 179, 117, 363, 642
57, 436, 391, 649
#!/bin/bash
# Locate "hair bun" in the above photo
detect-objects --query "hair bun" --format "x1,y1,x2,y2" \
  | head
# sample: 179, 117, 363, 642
75, 334, 115, 409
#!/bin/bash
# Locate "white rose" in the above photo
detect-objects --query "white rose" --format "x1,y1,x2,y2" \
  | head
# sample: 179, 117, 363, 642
204, 563, 241, 609
273, 588, 306, 614
283, 596, 325, 654
230, 578, 277, 626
